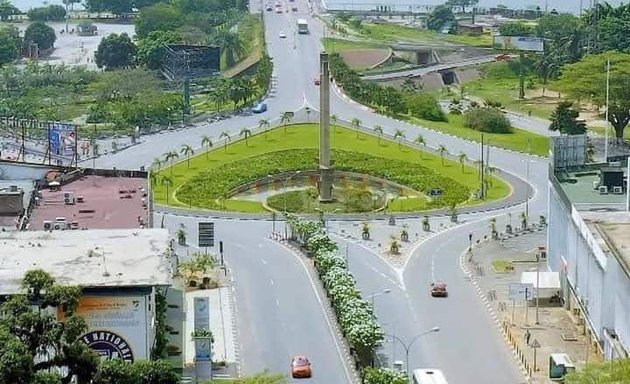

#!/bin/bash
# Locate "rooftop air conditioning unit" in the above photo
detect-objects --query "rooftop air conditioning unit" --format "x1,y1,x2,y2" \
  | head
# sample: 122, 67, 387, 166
599, 186, 608, 195
64, 191, 75, 205
53, 222, 65, 230
43, 220, 53, 230
612, 186, 623, 194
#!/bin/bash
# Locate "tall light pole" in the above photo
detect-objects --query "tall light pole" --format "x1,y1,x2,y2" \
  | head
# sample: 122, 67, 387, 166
370, 288, 391, 309
386, 326, 440, 379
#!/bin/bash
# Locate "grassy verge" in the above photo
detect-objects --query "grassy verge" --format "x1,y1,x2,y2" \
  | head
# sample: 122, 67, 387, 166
463, 62, 558, 120
492, 259, 514, 273
322, 37, 388, 53
590, 125, 630, 140
154, 124, 510, 212
360, 23, 492, 47
407, 114, 549, 157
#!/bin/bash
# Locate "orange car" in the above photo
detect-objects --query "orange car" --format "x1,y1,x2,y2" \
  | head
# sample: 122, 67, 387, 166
291, 355, 312, 378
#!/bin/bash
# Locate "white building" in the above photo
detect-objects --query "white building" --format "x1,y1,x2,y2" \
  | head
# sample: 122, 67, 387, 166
547, 136, 630, 361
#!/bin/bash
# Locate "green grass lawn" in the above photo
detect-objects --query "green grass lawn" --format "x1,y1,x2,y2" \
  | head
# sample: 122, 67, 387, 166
492, 259, 514, 273
407, 114, 549, 157
322, 37, 388, 53
153, 124, 511, 212
463, 62, 559, 120
360, 23, 492, 47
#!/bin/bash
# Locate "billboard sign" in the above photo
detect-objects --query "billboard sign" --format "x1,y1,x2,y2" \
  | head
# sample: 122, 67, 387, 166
493, 36, 544, 52
60, 295, 148, 361
48, 123, 77, 157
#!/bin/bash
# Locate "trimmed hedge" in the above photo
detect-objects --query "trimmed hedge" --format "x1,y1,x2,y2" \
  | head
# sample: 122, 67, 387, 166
176, 149, 470, 209
464, 107, 513, 134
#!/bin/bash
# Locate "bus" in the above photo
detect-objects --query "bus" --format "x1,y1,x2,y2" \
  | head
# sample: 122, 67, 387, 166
412, 369, 448, 384
297, 19, 309, 34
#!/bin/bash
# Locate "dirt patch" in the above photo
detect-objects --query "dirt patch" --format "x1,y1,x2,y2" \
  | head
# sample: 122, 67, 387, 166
340, 49, 390, 70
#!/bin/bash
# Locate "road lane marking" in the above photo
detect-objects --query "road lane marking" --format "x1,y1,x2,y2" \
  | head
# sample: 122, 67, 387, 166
261, 258, 267, 265
264, 238, 357, 384
275, 299, 280, 307
270, 279, 274, 286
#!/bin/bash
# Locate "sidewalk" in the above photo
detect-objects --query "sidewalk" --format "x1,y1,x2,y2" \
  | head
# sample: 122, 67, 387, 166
465, 230, 602, 383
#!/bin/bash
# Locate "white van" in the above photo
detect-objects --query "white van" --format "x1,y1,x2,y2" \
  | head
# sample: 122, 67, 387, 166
412, 369, 448, 384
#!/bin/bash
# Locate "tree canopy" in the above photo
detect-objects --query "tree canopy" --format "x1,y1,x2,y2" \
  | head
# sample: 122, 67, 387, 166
549, 101, 586, 135
27, 5, 67, 21
556, 52, 630, 141
136, 30, 183, 70
24, 22, 57, 50
95, 33, 137, 70
499, 21, 534, 36
427, 4, 455, 31
0, 0, 19, 21
0, 25, 20, 65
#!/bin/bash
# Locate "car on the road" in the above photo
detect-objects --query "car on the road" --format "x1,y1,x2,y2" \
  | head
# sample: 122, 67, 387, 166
252, 102, 267, 114
292, 6, 298, 11
265, 5, 272, 11
313, 76, 320, 85
291, 355, 312, 378
430, 282, 448, 297
279, 31, 287, 38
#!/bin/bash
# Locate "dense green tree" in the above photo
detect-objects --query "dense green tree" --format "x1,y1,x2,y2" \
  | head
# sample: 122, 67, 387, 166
27, 5, 67, 21
136, 30, 183, 70
135, 3, 184, 38
212, 30, 245, 67
0, 25, 20, 65
582, 2, 630, 53
499, 21, 534, 36
95, 33, 136, 70
24, 22, 57, 50
0, 0, 18, 21
535, 13, 581, 43
427, 4, 455, 31
0, 270, 100, 384
549, 101, 586, 135
533, 50, 561, 96
464, 106, 513, 133
92, 68, 161, 101
556, 52, 630, 142
598, 16, 630, 53
92, 359, 178, 384
406, 93, 447, 122
566, 359, 630, 384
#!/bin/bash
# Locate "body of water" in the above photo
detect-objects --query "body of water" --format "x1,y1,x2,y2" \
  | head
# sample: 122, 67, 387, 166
322, 0, 624, 15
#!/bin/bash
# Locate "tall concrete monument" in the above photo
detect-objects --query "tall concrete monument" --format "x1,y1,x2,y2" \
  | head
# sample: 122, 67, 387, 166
319, 52, 333, 202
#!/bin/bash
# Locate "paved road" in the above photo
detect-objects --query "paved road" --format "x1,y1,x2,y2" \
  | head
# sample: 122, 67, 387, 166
361, 56, 498, 81
92, 0, 550, 381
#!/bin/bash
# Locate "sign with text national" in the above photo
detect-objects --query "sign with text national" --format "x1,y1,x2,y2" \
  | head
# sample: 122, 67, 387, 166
61, 295, 149, 361
493, 36, 545, 52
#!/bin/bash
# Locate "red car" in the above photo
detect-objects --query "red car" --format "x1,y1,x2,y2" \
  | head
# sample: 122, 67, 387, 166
291, 355, 312, 378
431, 282, 448, 297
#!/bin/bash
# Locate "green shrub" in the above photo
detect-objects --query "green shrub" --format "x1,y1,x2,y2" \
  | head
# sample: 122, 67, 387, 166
464, 107, 513, 133
406, 93, 447, 122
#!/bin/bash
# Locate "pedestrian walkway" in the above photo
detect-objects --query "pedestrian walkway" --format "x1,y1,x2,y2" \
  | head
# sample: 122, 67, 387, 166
464, 230, 602, 383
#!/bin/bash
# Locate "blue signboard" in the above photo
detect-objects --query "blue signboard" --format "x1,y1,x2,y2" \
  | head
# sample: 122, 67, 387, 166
48, 123, 77, 157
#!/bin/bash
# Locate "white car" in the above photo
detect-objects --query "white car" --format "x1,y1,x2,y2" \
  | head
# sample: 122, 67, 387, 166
279, 31, 287, 38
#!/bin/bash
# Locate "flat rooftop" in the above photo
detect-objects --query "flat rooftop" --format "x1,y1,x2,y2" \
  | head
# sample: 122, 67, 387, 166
0, 228, 172, 295
555, 168, 628, 211
29, 175, 149, 231
582, 211, 630, 277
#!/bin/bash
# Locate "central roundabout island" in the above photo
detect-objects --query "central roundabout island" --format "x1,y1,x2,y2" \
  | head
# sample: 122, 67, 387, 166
151, 123, 512, 215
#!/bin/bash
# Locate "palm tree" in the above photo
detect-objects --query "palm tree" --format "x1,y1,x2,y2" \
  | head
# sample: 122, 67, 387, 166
259, 118, 270, 136
163, 151, 179, 175
220, 131, 231, 150
151, 157, 162, 172
212, 30, 245, 68
414, 134, 426, 158
438, 144, 448, 166
457, 151, 468, 173
201, 135, 213, 158
330, 114, 338, 134
181, 144, 194, 168
280, 112, 293, 132
162, 175, 173, 204
373, 125, 383, 144
351, 117, 361, 138
240, 127, 252, 146
393, 129, 405, 149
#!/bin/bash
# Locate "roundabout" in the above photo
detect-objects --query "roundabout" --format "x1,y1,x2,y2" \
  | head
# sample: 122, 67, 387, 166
151, 123, 513, 214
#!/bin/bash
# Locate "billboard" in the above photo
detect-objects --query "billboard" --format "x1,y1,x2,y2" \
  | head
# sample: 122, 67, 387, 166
48, 123, 77, 157
493, 36, 544, 52
60, 295, 149, 362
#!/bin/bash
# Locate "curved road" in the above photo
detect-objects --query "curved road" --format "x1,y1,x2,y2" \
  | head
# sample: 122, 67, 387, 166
92, 0, 549, 382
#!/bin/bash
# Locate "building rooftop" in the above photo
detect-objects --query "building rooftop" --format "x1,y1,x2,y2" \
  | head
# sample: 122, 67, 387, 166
582, 211, 630, 278
29, 175, 149, 231
0, 228, 172, 295
555, 167, 628, 211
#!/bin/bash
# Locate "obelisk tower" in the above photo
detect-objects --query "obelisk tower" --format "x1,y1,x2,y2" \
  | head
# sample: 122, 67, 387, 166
319, 52, 333, 202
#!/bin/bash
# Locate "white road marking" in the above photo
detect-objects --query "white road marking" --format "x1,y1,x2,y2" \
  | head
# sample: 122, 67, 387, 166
270, 279, 274, 286
275, 298, 280, 307
261, 258, 268, 265
264, 238, 356, 384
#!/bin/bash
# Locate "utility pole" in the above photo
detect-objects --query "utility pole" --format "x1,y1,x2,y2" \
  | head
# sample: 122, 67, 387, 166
318, 52, 333, 202
480, 134, 484, 199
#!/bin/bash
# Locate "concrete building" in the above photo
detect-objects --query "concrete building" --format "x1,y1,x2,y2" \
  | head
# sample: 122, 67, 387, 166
0, 228, 173, 361
547, 135, 630, 361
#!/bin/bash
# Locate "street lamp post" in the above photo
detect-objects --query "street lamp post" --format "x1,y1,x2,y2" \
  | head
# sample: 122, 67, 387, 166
369, 288, 391, 309
386, 327, 440, 379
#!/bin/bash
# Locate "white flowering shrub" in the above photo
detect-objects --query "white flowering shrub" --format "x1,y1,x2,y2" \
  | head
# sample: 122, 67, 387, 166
307, 232, 338, 254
